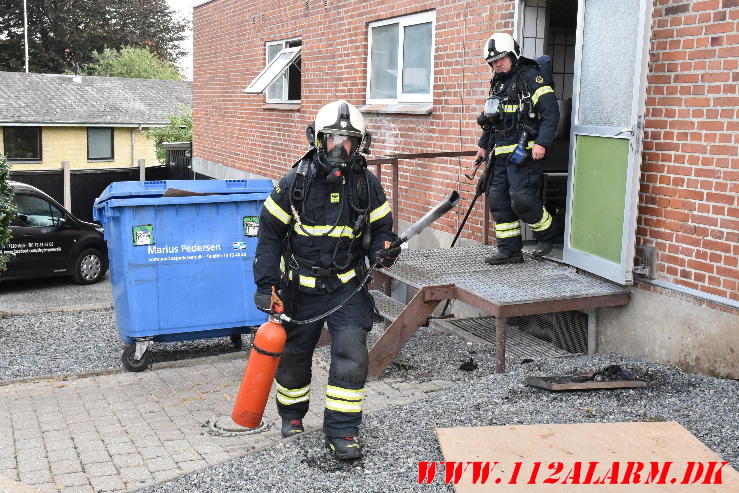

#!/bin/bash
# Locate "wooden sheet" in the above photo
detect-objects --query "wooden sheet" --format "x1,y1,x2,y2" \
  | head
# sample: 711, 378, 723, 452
435, 421, 738, 492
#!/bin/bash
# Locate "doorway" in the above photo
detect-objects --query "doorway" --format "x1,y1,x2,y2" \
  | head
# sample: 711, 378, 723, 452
515, 0, 578, 260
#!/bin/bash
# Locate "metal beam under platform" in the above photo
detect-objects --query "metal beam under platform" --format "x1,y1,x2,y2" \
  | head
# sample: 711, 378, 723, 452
368, 246, 630, 376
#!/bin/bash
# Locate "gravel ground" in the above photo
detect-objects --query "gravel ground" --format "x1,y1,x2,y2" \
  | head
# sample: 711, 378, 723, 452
0, 308, 247, 382
138, 325, 739, 493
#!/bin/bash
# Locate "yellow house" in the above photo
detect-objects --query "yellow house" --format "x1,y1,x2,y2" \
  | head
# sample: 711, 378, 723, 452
0, 71, 191, 171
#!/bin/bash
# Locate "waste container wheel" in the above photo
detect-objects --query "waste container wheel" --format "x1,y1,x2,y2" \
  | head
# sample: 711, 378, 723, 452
122, 345, 151, 372
230, 334, 242, 349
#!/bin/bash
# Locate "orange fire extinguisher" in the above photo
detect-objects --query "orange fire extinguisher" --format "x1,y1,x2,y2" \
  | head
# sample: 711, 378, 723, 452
231, 292, 286, 429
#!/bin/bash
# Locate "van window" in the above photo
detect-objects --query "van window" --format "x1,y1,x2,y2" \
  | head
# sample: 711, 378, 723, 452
14, 195, 64, 228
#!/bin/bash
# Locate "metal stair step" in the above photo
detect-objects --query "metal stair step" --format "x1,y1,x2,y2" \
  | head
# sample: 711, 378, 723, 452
370, 289, 405, 322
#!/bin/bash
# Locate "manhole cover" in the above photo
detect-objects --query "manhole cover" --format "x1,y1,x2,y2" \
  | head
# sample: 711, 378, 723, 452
208, 415, 270, 437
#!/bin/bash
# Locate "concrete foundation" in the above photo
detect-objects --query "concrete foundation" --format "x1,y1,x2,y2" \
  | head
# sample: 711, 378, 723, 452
598, 287, 738, 379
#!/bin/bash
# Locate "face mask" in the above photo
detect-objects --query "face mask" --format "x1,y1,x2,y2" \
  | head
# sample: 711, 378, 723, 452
321, 134, 360, 168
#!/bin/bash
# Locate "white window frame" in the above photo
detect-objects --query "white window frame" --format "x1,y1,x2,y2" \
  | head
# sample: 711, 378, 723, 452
366, 10, 436, 104
243, 39, 301, 101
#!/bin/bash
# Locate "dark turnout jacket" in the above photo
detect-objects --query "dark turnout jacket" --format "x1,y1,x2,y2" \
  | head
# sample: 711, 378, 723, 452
478, 58, 560, 153
254, 155, 395, 296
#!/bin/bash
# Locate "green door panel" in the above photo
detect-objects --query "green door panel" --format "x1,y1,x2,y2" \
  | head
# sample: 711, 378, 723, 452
569, 135, 628, 263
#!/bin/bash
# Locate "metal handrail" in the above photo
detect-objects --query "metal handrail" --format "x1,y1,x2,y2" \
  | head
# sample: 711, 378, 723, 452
366, 150, 487, 242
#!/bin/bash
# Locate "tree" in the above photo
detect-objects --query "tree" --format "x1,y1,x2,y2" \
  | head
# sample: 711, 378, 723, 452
0, 0, 187, 74
81, 46, 182, 80
144, 105, 192, 164
0, 154, 16, 273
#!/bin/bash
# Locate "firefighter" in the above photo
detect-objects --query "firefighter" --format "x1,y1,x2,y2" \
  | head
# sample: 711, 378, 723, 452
475, 32, 560, 265
252, 100, 399, 460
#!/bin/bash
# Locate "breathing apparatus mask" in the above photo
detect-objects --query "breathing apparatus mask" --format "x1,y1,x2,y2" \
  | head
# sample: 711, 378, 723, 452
310, 100, 370, 182
476, 97, 501, 128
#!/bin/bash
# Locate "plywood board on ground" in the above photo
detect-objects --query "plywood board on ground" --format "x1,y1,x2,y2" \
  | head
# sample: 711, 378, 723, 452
525, 375, 648, 391
435, 421, 738, 492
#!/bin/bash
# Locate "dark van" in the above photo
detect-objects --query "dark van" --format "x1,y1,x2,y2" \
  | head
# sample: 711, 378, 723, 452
1, 181, 108, 284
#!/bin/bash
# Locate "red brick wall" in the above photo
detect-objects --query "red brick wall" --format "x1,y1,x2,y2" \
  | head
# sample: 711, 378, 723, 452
193, 0, 512, 240
193, 0, 738, 304
642, 0, 738, 302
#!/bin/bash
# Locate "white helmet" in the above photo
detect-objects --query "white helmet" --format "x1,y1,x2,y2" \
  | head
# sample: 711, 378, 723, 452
484, 33, 520, 63
314, 100, 366, 170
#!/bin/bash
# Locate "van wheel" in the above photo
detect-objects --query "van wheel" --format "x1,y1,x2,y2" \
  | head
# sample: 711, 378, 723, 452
72, 248, 105, 285
122, 345, 151, 372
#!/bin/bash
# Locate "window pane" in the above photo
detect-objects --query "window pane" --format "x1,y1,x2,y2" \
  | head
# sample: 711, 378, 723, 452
370, 23, 399, 99
88, 127, 113, 160
266, 43, 285, 100
15, 195, 61, 228
402, 22, 432, 94
578, 0, 639, 127
3, 127, 41, 160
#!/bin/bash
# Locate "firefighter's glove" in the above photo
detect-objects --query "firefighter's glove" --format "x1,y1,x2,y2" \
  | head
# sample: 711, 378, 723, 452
254, 287, 283, 314
253, 291, 273, 313
475, 167, 491, 196
376, 246, 402, 269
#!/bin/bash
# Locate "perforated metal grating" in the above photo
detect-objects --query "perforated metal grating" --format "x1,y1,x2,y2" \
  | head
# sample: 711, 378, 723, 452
438, 317, 571, 360
386, 246, 627, 305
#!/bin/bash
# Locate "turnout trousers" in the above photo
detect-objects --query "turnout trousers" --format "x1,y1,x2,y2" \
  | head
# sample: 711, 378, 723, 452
274, 281, 373, 437
488, 154, 556, 255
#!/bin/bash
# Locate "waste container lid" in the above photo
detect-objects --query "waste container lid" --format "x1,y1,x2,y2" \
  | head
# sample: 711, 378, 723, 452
94, 179, 273, 205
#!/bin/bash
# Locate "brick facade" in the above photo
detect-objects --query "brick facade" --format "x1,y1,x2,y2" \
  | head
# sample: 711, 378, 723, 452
192, 0, 738, 307
641, 0, 738, 302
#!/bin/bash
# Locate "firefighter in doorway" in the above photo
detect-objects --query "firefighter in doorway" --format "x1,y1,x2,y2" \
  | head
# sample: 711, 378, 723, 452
252, 100, 399, 459
475, 32, 560, 264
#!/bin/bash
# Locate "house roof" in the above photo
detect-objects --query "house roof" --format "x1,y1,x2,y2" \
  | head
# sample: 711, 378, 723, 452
0, 71, 191, 126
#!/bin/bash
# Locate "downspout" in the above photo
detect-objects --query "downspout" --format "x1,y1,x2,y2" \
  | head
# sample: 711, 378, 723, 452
131, 124, 143, 167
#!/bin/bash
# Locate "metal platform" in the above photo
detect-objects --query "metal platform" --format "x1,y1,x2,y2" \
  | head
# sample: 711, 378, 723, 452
368, 246, 629, 376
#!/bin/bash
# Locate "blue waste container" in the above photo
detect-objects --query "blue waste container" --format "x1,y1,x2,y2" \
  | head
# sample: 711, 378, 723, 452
93, 179, 271, 371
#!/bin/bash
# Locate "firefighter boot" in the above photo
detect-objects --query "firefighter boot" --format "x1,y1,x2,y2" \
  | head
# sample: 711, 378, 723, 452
485, 251, 524, 266
281, 418, 304, 438
326, 435, 363, 460
531, 240, 553, 258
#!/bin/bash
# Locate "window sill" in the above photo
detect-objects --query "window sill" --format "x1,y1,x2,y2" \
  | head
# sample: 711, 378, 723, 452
359, 103, 433, 115
87, 159, 115, 163
262, 103, 300, 111
8, 159, 42, 164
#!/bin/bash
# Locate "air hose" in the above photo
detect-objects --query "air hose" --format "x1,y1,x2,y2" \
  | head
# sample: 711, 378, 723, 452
275, 190, 460, 325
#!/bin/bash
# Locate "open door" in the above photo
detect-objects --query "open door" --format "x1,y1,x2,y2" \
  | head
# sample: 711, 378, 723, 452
563, 0, 653, 285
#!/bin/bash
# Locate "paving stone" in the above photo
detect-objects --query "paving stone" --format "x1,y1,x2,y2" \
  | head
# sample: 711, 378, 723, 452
50, 459, 82, 475
151, 468, 182, 483
54, 471, 89, 487
18, 467, 52, 484
201, 452, 231, 466
77, 450, 110, 465
83, 460, 118, 477
138, 446, 168, 461
176, 459, 208, 474
57, 485, 95, 493
118, 465, 152, 483
15, 438, 44, 451
88, 474, 125, 492
46, 448, 78, 462
111, 453, 143, 469
170, 450, 202, 463
0, 468, 19, 481
106, 442, 137, 456
144, 457, 177, 473
16, 458, 49, 473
